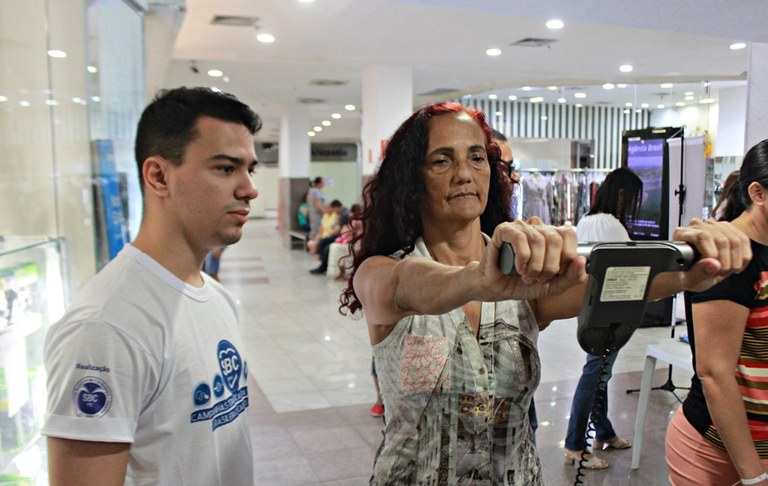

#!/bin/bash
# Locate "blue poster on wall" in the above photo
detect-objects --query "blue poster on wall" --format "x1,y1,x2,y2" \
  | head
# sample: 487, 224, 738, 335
92, 139, 128, 265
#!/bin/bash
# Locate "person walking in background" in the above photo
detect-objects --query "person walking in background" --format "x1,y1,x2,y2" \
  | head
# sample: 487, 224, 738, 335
338, 101, 748, 485
666, 139, 768, 486
42, 87, 261, 485
307, 176, 327, 239
563, 167, 643, 469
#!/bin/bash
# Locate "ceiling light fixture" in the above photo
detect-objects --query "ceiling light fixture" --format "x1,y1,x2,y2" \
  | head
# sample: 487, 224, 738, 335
308, 131, 316, 136
344, 104, 356, 111
676, 102, 685, 107
548, 86, 558, 91
730, 42, 746, 50
603, 83, 615, 90
207, 69, 223, 77
313, 126, 322, 132
87, 65, 98, 74
508, 95, 518, 101
256, 33, 275, 43
685, 95, 694, 101
557, 97, 566, 103
619, 64, 633, 73
488, 94, 498, 100
574, 92, 586, 98
530, 97, 544, 103
617, 83, 628, 88
522, 86, 532, 91
641, 103, 649, 108
546, 19, 564, 29
47, 49, 67, 58
486, 48, 501, 56
625, 102, 633, 107
0, 95, 7, 102
660, 83, 674, 89
657, 104, 665, 109
321, 120, 331, 126
331, 113, 341, 119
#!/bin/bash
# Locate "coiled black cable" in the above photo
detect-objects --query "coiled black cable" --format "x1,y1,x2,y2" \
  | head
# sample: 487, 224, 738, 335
573, 350, 612, 486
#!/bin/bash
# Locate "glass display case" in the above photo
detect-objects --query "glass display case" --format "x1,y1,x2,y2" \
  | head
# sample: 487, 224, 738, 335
0, 237, 66, 485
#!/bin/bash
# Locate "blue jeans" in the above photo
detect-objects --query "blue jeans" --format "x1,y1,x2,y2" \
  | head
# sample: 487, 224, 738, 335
564, 351, 619, 451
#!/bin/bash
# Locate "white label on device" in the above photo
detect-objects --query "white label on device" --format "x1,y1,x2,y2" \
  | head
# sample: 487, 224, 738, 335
599, 266, 650, 302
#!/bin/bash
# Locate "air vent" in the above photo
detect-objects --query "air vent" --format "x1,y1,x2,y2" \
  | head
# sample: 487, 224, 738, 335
510, 37, 557, 48
309, 79, 348, 86
298, 97, 326, 104
418, 88, 459, 97
210, 15, 259, 27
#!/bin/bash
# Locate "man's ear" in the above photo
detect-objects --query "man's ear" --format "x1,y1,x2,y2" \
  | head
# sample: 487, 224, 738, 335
142, 156, 171, 197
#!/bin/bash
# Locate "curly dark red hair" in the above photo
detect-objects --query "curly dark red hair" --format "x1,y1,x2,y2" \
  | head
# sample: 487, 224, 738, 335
339, 102, 511, 316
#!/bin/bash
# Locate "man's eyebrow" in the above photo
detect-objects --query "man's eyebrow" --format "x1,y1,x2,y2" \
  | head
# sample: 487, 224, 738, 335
210, 154, 258, 165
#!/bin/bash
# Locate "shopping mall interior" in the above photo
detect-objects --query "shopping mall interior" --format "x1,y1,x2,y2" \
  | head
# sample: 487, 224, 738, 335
2, 0, 768, 484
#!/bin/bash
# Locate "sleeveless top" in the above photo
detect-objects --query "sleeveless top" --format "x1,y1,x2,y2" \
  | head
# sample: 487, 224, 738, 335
370, 237, 543, 485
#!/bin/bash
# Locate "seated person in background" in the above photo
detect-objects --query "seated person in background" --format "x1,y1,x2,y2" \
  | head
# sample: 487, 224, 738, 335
297, 192, 310, 232
311, 204, 363, 276
307, 199, 344, 256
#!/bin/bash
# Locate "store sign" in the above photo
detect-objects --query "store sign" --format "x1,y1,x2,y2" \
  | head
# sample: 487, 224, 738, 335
311, 143, 357, 162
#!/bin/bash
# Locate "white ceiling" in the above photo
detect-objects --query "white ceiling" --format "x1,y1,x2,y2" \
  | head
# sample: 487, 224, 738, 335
161, 0, 764, 142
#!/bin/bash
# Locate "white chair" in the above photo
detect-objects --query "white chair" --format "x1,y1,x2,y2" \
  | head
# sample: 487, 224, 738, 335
631, 338, 694, 470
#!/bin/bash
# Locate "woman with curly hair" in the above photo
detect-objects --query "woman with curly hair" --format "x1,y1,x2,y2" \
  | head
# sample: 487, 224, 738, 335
339, 102, 750, 485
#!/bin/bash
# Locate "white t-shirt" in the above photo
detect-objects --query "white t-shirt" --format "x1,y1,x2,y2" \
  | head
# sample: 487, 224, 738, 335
43, 245, 253, 486
575, 213, 630, 242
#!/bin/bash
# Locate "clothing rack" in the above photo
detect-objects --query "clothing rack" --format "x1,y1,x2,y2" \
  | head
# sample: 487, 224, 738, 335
515, 168, 612, 225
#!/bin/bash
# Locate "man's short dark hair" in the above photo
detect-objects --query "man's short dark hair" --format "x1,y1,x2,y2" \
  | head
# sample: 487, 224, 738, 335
330, 199, 343, 208
490, 129, 508, 142
135, 87, 262, 189
313, 176, 324, 185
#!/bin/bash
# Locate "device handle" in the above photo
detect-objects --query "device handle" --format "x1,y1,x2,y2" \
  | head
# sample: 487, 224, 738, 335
499, 240, 699, 276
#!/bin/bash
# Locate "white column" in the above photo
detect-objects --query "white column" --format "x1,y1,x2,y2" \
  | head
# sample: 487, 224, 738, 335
279, 108, 310, 178
745, 42, 768, 150
360, 65, 413, 177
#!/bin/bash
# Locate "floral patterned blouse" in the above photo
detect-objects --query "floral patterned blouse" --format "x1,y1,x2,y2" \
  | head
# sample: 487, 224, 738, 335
370, 237, 542, 485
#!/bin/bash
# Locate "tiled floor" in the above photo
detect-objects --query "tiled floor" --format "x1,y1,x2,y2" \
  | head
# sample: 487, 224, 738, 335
224, 218, 691, 485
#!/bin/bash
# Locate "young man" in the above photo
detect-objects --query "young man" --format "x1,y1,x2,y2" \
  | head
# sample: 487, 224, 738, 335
42, 87, 261, 485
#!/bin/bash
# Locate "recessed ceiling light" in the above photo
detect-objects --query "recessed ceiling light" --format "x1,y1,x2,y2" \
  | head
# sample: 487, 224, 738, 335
522, 86, 532, 91
256, 33, 275, 43
486, 48, 501, 56
641, 103, 650, 108
19, 100, 31, 107
574, 92, 586, 99
47, 49, 67, 58
488, 94, 498, 100
508, 95, 518, 101
0, 95, 8, 102
700, 98, 715, 104
685, 95, 695, 101
546, 19, 564, 29
575, 103, 583, 108
46, 99, 59, 106
602, 83, 615, 90
625, 102, 633, 107
541, 115, 548, 120
495, 111, 503, 116
344, 104, 356, 111
313, 126, 322, 131
676, 102, 685, 107
91, 96, 101, 102
730, 42, 746, 50
635, 109, 642, 113
684, 91, 694, 96
87, 65, 98, 74
619, 64, 633, 73
623, 109, 630, 114
331, 113, 341, 119
548, 86, 558, 91
308, 131, 316, 136
207, 69, 223, 77
321, 120, 331, 126
657, 104, 665, 109
557, 97, 566, 103
531, 97, 544, 103
660, 83, 674, 89
617, 83, 628, 88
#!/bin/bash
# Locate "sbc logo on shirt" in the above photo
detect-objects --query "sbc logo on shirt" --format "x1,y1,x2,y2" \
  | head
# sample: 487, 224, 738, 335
72, 376, 112, 417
